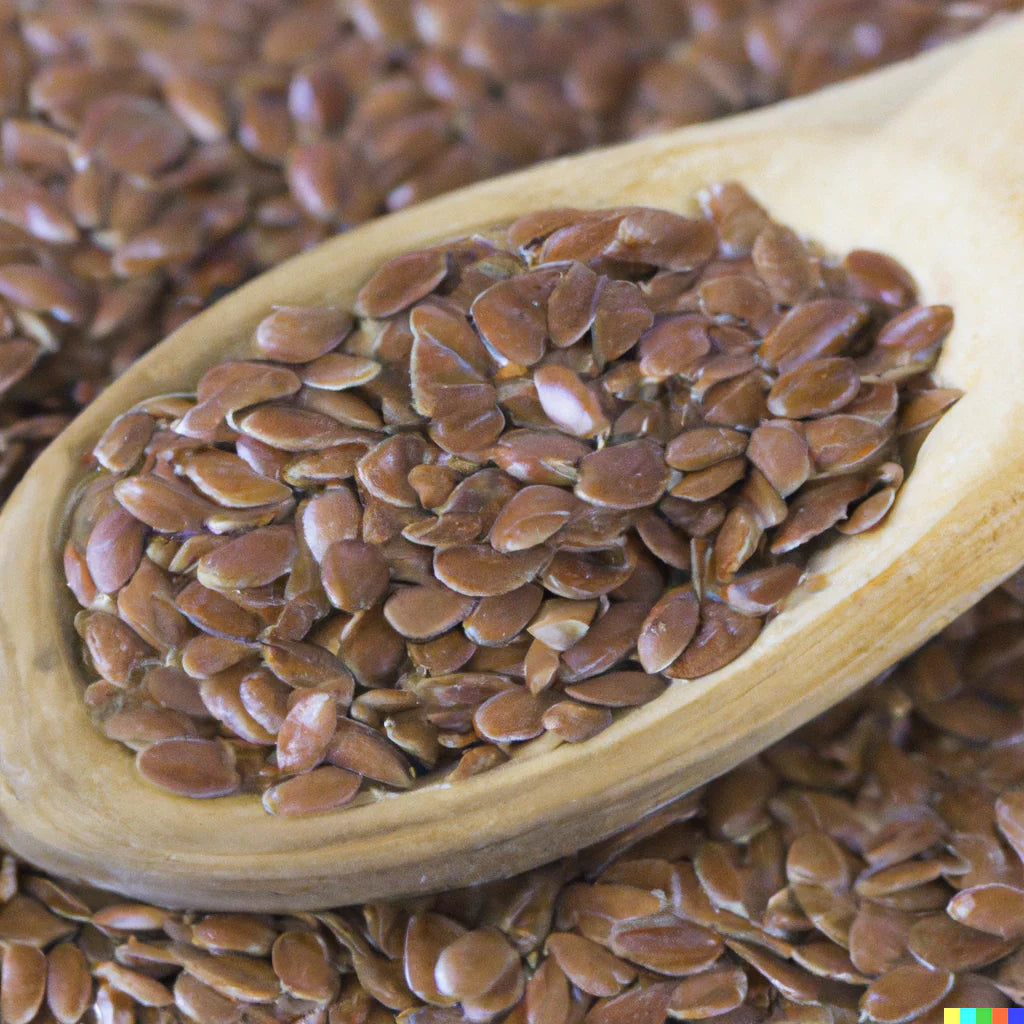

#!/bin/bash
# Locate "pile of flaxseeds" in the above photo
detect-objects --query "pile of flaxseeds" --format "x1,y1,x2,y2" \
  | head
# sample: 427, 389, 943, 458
64, 185, 958, 812
2, 1, 1024, 1022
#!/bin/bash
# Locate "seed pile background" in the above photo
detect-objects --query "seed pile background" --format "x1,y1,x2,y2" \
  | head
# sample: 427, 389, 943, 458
0, 0, 1018, 497
64, 187, 957, 811
3, 580, 1024, 1023
0, 0, 1023, 1021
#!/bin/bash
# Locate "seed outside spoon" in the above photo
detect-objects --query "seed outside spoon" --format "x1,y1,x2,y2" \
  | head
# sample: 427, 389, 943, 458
0, 18, 1023, 911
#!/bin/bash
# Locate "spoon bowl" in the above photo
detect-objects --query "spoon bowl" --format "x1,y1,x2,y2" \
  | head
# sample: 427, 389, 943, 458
2, 18, 1024, 910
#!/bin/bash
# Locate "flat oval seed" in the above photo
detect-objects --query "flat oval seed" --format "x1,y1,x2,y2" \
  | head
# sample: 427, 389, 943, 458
545, 932, 635, 997
859, 965, 953, 1024
637, 588, 700, 673
665, 427, 747, 471
472, 272, 551, 366
665, 601, 762, 679
271, 932, 337, 1002
262, 766, 361, 816
434, 545, 548, 597
474, 687, 546, 743
747, 422, 810, 497
760, 298, 868, 370
877, 304, 954, 353
464, 584, 544, 647
255, 305, 353, 362
668, 965, 748, 1018
181, 451, 291, 508
564, 671, 665, 708
321, 540, 390, 612
541, 701, 613, 743
767, 357, 860, 419
355, 248, 449, 318
276, 692, 337, 774
575, 440, 669, 509
93, 412, 154, 473
46, 943, 91, 1024
2, 943, 46, 1024
299, 353, 381, 390
197, 526, 297, 590
434, 929, 519, 1001
609, 915, 724, 975
948, 884, 1024, 938
724, 564, 802, 615
136, 739, 240, 798
490, 485, 575, 553
85, 506, 146, 594
384, 585, 476, 640
533, 364, 609, 438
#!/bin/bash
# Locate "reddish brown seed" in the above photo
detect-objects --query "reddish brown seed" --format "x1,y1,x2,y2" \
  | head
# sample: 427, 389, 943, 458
196, 526, 297, 590
877, 305, 954, 354
472, 270, 552, 366
760, 298, 868, 370
665, 427, 747, 472
2, 943, 46, 1024
724, 563, 802, 615
545, 932, 635, 997
860, 965, 953, 1023
255, 306, 353, 363
434, 544, 548, 597
542, 701, 613, 743
474, 687, 546, 743
948, 884, 1024, 939
666, 600, 762, 678
383, 585, 476, 640
844, 249, 918, 307
637, 588, 700, 673
464, 584, 544, 647
85, 506, 146, 595
806, 416, 889, 474
136, 739, 240, 798
262, 766, 361, 816
276, 692, 337, 774
637, 316, 711, 381
77, 95, 189, 175
752, 222, 820, 305
575, 440, 669, 510
490, 486, 575, 553
746, 421, 810, 497
321, 540, 390, 612
434, 928, 519, 1001
548, 262, 600, 348
767, 357, 861, 419
45, 943, 91, 1024
564, 671, 665, 708
533, 364, 609, 438
609, 915, 724, 975
355, 248, 449, 318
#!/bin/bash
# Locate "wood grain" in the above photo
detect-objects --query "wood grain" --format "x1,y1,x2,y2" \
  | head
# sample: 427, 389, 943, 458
0, 18, 1022, 910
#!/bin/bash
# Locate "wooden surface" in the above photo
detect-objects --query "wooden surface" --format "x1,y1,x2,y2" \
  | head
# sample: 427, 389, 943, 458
0, 18, 1023, 910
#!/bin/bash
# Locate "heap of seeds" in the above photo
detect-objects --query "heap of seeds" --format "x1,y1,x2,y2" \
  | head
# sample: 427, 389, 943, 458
63, 183, 959, 812
4, 575, 1024, 1023
0, 0, 1016, 499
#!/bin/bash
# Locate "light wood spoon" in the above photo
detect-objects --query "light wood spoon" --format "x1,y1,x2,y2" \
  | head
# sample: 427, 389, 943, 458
1, 17, 1023, 911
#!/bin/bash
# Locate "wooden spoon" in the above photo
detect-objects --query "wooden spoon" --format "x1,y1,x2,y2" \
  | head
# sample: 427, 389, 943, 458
1, 18, 1023, 912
